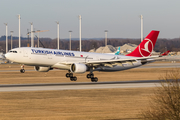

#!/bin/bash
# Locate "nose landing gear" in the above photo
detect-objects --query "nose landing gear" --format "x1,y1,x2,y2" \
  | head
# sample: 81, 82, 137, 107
20, 65, 25, 73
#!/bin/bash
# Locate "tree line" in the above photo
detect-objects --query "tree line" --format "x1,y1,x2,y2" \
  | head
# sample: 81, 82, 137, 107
0, 37, 180, 53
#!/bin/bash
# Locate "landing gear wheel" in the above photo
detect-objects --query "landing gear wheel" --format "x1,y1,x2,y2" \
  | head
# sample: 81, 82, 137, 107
87, 74, 94, 79
69, 73, 73, 78
73, 76, 77, 81
20, 65, 25, 73
91, 77, 98, 82
90, 74, 94, 78
94, 77, 98, 82
87, 74, 90, 79
66, 71, 77, 81
70, 76, 77, 81
20, 69, 25, 73
66, 73, 70, 78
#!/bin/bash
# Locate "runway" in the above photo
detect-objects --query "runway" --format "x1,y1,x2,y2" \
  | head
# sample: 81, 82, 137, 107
139, 63, 180, 68
0, 80, 165, 92
0, 62, 178, 92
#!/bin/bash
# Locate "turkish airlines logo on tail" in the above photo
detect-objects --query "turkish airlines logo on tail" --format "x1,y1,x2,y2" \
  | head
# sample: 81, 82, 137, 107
138, 38, 153, 57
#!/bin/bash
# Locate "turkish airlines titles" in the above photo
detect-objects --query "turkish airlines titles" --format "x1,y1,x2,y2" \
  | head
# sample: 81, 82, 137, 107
31, 49, 75, 56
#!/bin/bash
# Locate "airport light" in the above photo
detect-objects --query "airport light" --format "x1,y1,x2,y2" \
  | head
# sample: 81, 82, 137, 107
33, 30, 49, 48
56, 21, 60, 49
10, 31, 13, 49
79, 15, 82, 52
29, 22, 34, 47
69, 31, 72, 51
17, 14, 21, 47
4, 23, 8, 53
36, 30, 40, 48
104, 30, 108, 46
27, 30, 30, 47
140, 15, 143, 42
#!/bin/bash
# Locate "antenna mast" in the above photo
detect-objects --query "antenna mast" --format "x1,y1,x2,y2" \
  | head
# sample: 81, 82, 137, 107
18, 14, 21, 47
140, 15, 143, 42
79, 15, 82, 52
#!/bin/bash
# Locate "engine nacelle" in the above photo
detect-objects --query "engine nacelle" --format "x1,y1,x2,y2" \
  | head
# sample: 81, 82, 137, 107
70, 63, 88, 73
34, 66, 51, 72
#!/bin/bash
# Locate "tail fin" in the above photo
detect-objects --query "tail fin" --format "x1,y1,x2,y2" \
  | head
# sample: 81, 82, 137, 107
126, 30, 159, 57
160, 50, 170, 56
115, 47, 120, 55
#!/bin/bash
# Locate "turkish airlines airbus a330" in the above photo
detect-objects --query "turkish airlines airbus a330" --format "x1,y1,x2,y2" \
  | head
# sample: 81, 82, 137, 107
5, 30, 159, 82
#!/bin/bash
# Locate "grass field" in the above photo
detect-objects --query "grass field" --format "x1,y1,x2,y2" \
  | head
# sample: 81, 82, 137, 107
0, 61, 177, 119
0, 88, 154, 120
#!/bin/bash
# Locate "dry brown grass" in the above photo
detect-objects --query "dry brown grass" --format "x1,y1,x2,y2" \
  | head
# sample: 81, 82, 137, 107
0, 88, 153, 120
0, 61, 175, 119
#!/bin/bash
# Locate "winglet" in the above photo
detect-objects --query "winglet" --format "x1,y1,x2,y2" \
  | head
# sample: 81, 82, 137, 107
126, 30, 159, 57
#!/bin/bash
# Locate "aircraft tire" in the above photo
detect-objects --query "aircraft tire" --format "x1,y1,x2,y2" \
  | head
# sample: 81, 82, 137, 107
87, 74, 90, 79
70, 77, 77, 81
69, 73, 73, 78
90, 74, 94, 78
66, 73, 70, 78
94, 77, 98, 82
70, 77, 74, 81
73, 76, 77, 81
91, 77, 98, 82
20, 69, 25, 73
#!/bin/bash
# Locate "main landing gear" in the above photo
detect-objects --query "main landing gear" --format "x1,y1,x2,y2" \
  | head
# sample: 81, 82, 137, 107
66, 71, 77, 81
20, 65, 25, 73
86, 73, 98, 82
65, 65, 98, 82
86, 66, 98, 82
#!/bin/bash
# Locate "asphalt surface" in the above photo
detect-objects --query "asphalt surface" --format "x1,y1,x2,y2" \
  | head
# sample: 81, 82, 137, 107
0, 62, 179, 92
139, 63, 180, 68
0, 80, 167, 92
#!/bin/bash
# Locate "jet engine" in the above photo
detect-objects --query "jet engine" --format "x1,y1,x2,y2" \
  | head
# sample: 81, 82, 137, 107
34, 66, 51, 72
70, 63, 88, 73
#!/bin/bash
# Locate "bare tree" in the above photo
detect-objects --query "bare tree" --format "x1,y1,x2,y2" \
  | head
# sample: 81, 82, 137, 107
142, 69, 180, 120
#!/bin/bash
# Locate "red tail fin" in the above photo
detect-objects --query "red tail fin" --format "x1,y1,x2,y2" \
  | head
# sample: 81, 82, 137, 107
126, 30, 159, 57
161, 50, 170, 56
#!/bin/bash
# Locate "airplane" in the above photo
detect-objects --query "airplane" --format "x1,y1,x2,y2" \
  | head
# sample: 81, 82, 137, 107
115, 47, 120, 55
5, 30, 160, 82
160, 50, 170, 56
105, 47, 121, 55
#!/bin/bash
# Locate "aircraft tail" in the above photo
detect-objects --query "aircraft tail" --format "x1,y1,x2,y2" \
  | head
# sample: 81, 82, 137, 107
160, 50, 170, 56
126, 30, 159, 57
115, 47, 120, 55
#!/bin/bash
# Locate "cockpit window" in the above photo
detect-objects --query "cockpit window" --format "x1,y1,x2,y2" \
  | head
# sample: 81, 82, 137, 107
9, 51, 17, 53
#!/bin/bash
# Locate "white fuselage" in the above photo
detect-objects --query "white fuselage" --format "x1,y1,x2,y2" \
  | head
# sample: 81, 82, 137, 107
5, 47, 143, 72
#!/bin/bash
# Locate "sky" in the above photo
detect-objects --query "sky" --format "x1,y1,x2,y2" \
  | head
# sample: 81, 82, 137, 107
0, 0, 180, 39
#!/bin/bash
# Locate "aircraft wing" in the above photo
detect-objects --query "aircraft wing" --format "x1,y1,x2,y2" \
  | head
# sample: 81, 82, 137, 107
60, 56, 159, 65
85, 56, 159, 64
